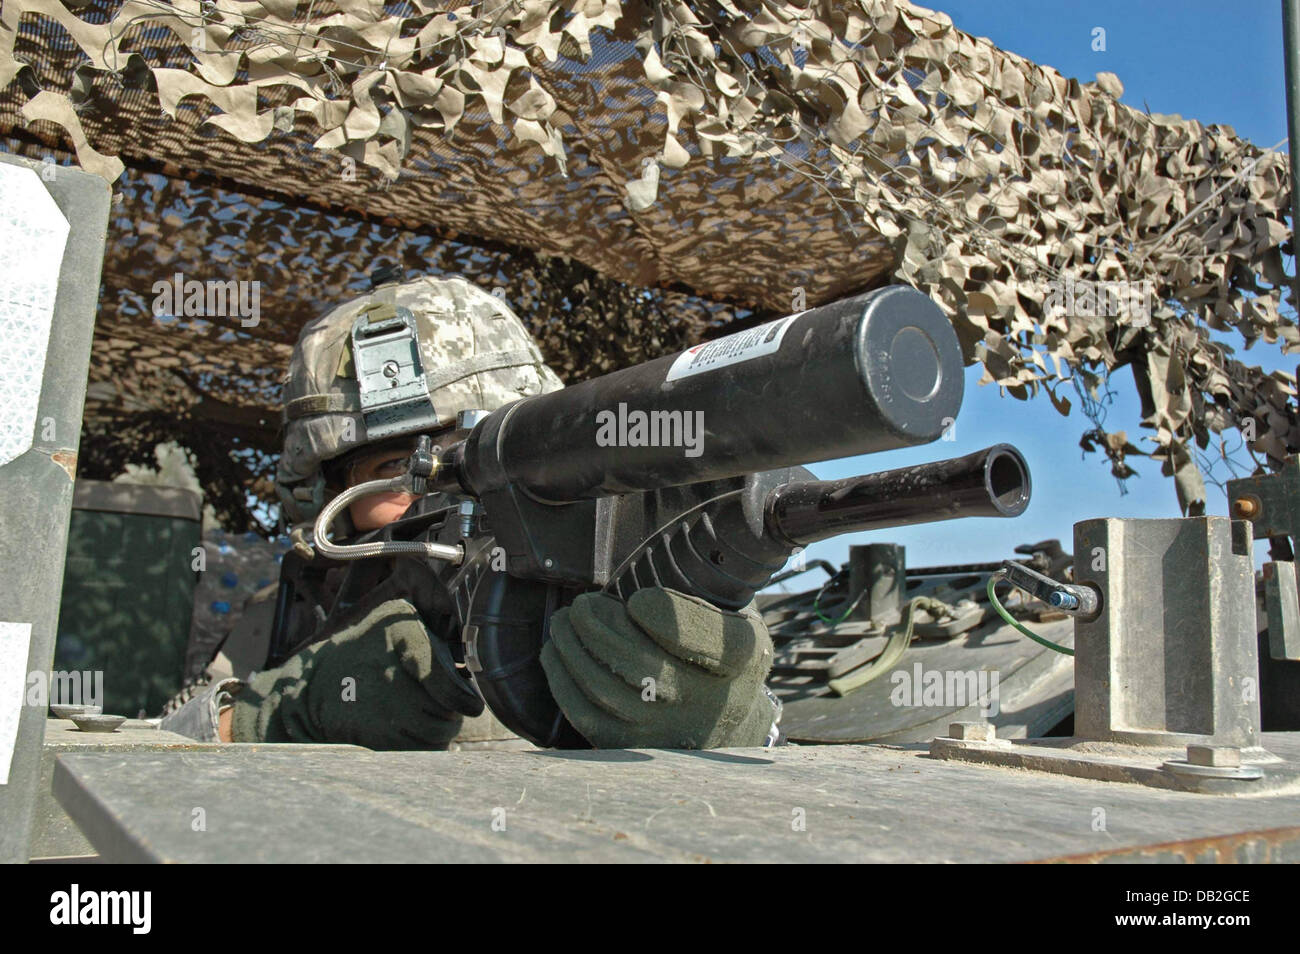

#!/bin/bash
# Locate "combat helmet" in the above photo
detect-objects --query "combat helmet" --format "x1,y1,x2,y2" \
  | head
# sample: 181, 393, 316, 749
276, 271, 564, 525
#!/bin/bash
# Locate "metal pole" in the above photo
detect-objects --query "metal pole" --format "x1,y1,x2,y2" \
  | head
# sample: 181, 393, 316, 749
1284, 0, 1300, 311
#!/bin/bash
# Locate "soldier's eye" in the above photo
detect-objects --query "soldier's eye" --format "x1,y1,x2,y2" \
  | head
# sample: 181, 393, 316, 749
374, 456, 410, 478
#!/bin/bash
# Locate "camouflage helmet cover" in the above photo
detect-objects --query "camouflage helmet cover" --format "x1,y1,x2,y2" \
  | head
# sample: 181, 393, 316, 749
276, 274, 564, 523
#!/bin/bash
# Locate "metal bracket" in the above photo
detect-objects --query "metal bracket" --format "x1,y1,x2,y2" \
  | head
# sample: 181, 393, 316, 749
350, 306, 439, 441
997, 560, 1099, 616
1228, 459, 1300, 660
1264, 560, 1300, 660
1227, 455, 1300, 539
929, 724, 1288, 795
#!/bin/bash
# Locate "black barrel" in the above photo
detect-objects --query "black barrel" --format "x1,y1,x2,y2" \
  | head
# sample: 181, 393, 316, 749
460, 286, 965, 503
765, 444, 1031, 545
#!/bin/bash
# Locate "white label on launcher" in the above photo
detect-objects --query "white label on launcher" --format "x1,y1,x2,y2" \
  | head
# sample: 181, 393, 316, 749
664, 313, 801, 382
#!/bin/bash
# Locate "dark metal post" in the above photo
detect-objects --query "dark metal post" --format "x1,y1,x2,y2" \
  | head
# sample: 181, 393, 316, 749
1284, 1, 1300, 310
847, 544, 905, 623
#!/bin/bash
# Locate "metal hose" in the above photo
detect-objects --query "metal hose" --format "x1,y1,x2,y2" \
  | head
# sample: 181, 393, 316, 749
310, 476, 464, 564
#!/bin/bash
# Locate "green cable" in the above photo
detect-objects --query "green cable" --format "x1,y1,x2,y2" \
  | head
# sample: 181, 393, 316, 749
820, 574, 1072, 696
811, 574, 866, 625
986, 574, 1074, 656
826, 597, 923, 696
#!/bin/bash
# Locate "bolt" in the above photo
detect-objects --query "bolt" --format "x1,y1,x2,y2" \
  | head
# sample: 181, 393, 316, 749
1186, 744, 1241, 768
382, 360, 399, 378
543, 557, 554, 569
1048, 589, 1080, 610
1232, 495, 1261, 519
458, 500, 476, 538
949, 722, 996, 742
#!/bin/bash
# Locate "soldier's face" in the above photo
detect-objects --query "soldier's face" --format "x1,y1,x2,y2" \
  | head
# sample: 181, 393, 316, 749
345, 447, 418, 531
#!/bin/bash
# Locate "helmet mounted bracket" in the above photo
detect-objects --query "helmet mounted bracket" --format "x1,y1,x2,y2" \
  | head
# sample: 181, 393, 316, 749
350, 304, 440, 442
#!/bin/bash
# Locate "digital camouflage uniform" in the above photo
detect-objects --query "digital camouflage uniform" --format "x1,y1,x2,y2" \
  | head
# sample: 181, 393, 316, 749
162, 274, 776, 750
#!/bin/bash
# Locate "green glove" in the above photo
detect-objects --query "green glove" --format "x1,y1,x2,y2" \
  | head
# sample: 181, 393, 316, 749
230, 585, 483, 749
540, 587, 776, 749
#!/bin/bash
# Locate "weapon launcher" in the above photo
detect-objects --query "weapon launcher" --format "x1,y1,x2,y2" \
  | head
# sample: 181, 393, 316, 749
270, 286, 1031, 747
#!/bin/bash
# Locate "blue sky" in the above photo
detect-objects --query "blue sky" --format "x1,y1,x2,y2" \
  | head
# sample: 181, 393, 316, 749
772, 0, 1294, 586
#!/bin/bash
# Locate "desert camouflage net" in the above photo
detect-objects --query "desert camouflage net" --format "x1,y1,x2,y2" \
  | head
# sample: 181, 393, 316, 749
20, 137, 764, 530
1, 0, 1296, 522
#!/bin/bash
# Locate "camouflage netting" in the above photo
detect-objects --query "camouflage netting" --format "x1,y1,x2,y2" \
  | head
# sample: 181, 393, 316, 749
1, 0, 1296, 529
12, 136, 765, 529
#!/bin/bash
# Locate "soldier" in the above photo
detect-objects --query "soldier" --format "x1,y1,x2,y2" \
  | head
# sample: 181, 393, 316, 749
161, 272, 778, 750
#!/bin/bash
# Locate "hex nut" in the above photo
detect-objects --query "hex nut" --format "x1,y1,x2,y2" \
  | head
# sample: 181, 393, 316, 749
948, 722, 996, 742
1186, 744, 1241, 768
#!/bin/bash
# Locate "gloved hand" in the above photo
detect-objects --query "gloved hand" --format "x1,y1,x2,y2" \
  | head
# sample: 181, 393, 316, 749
540, 587, 776, 749
229, 583, 483, 749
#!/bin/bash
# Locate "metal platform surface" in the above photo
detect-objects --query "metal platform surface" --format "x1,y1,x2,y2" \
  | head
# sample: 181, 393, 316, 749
773, 617, 1075, 744
764, 564, 1077, 744
32, 718, 212, 860
52, 732, 1300, 863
